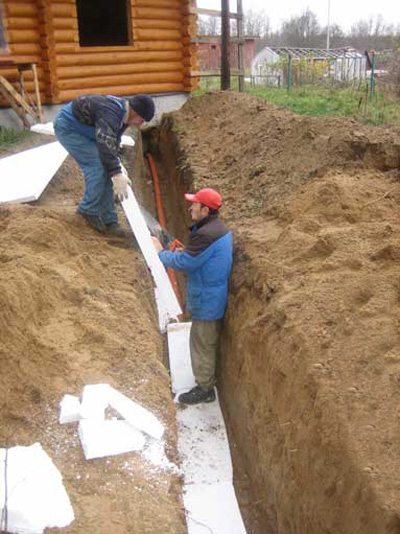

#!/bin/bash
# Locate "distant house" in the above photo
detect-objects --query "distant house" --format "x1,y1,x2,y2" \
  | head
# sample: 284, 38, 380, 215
197, 36, 257, 74
0, 0, 198, 125
251, 46, 367, 86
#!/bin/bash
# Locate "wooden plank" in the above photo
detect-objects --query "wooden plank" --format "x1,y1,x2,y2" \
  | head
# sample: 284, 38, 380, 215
0, 74, 36, 116
31, 63, 42, 122
0, 84, 30, 127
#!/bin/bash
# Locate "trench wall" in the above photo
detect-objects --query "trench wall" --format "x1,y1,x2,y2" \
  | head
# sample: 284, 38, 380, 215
150, 118, 400, 534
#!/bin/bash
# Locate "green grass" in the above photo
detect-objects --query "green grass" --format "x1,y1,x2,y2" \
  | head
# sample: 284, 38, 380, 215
192, 78, 400, 127
0, 127, 32, 150
247, 84, 400, 126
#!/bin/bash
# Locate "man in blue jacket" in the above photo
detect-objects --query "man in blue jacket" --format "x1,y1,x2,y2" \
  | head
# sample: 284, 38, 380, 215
54, 94, 155, 235
152, 188, 233, 404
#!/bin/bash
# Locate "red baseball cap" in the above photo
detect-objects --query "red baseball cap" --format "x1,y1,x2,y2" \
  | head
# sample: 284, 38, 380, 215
184, 188, 222, 210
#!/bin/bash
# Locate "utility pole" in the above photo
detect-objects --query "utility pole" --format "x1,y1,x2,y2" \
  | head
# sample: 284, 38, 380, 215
237, 0, 244, 92
221, 0, 230, 90
326, 0, 331, 49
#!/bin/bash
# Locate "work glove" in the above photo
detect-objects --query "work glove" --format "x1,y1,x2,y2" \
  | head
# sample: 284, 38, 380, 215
112, 172, 131, 201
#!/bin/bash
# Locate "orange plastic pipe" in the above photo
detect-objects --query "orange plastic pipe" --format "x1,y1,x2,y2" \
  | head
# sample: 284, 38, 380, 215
146, 153, 183, 309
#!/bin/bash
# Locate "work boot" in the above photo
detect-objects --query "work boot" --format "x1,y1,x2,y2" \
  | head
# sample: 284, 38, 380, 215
79, 212, 106, 233
178, 386, 216, 405
105, 222, 129, 238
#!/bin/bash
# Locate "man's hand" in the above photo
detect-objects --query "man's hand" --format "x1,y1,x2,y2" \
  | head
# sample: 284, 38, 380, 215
112, 172, 132, 201
151, 236, 163, 253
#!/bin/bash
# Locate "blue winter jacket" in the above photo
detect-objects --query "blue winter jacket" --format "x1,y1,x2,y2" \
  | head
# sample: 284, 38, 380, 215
158, 215, 233, 320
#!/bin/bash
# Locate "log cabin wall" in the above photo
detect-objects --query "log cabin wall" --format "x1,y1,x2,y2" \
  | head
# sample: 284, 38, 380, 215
0, 0, 198, 108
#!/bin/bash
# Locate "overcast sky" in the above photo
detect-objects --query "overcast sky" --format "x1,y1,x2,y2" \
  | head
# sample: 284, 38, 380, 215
198, 0, 400, 31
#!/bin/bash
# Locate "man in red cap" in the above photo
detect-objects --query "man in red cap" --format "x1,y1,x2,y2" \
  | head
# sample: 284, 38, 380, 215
152, 188, 233, 404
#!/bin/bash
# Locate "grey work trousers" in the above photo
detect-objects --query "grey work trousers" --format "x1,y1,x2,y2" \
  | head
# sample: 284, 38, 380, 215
190, 319, 222, 391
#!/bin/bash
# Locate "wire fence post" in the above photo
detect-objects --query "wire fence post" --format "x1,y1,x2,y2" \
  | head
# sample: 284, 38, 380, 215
370, 50, 376, 96
287, 53, 292, 93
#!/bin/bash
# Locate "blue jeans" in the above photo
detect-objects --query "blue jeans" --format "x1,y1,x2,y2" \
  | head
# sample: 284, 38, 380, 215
54, 113, 118, 224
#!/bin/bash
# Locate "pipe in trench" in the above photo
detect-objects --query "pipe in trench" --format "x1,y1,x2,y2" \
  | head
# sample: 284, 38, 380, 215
146, 153, 183, 309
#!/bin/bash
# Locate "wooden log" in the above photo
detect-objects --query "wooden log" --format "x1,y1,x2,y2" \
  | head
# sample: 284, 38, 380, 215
9, 43, 42, 57
54, 40, 183, 54
59, 82, 185, 101
132, 0, 182, 8
134, 19, 183, 30
53, 18, 78, 30
6, 30, 40, 44
58, 71, 184, 90
50, 4, 76, 17
53, 29, 77, 42
57, 61, 183, 79
134, 28, 182, 41
56, 49, 182, 66
131, 7, 182, 20
5, 3, 37, 17
6, 18, 39, 30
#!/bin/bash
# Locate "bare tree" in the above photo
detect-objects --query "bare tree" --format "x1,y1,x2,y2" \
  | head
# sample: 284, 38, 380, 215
243, 10, 271, 39
280, 9, 323, 47
198, 15, 220, 36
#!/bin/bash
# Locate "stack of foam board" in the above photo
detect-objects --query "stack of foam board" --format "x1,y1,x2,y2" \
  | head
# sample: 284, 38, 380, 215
167, 322, 247, 534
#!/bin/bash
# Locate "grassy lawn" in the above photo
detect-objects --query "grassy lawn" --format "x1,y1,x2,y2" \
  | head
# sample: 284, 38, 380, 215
247, 84, 400, 126
0, 127, 33, 152
192, 77, 400, 127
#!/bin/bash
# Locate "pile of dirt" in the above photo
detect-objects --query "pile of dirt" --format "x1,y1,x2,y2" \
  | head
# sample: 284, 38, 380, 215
0, 146, 185, 533
154, 92, 400, 533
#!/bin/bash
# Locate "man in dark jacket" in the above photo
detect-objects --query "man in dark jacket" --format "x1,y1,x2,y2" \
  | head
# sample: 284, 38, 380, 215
54, 94, 155, 235
152, 188, 233, 404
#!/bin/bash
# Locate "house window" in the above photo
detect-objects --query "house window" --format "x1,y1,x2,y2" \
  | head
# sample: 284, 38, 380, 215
76, 0, 131, 47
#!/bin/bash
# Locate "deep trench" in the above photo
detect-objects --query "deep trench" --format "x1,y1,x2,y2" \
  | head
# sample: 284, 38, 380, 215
138, 125, 267, 533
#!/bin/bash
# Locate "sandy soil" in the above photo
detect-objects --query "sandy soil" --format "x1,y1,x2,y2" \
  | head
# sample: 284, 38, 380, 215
154, 91, 400, 533
0, 138, 185, 533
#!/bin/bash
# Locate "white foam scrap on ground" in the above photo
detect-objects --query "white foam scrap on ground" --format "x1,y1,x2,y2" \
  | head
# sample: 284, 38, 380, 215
79, 420, 146, 460
142, 439, 181, 474
0, 443, 74, 534
30, 122, 135, 146
59, 384, 165, 462
80, 384, 109, 421
59, 394, 81, 424
0, 142, 67, 204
